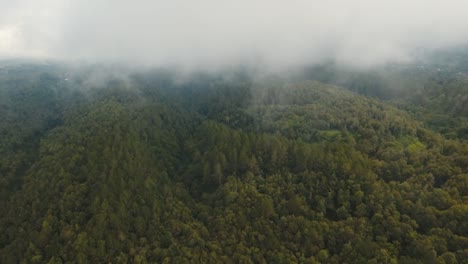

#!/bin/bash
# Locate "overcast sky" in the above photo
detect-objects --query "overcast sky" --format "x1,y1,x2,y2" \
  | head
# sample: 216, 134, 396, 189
1, 0, 468, 69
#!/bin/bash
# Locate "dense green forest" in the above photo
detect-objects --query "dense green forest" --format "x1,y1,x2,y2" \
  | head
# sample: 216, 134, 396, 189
0, 59, 467, 263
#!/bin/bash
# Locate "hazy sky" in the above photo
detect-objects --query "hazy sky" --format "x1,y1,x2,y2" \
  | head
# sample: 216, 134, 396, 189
1, 0, 468, 69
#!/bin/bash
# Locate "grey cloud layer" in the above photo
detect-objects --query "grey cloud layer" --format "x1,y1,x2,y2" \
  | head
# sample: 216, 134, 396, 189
1, 0, 468, 68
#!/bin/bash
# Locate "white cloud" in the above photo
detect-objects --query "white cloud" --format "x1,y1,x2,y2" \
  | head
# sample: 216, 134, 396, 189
1, 0, 468, 68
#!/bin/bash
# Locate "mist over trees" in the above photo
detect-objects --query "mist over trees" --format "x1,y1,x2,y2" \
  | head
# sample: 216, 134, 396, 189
1, 53, 468, 263
2, 0, 468, 262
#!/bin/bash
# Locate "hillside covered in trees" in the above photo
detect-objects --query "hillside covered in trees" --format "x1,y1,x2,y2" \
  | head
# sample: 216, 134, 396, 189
0, 61, 467, 263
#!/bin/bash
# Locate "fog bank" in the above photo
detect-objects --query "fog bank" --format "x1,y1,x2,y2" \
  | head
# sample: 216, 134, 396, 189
1, 0, 468, 70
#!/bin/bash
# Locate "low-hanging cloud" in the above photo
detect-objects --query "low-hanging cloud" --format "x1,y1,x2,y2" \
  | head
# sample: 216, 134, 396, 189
1, 0, 468, 70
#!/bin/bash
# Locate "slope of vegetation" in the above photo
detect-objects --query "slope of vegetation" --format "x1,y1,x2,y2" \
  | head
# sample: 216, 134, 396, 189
0, 64, 467, 263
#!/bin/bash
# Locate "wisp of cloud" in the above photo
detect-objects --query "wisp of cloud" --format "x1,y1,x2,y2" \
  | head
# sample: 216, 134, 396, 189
1, 0, 468, 70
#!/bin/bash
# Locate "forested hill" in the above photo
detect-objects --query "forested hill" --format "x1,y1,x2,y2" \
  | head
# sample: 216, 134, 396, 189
0, 64, 467, 263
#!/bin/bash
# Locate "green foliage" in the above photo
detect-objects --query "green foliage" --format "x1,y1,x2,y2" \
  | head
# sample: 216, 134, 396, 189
0, 64, 467, 263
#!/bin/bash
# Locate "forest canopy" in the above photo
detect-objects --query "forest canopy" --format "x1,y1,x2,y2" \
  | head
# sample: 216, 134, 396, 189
0, 60, 467, 263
